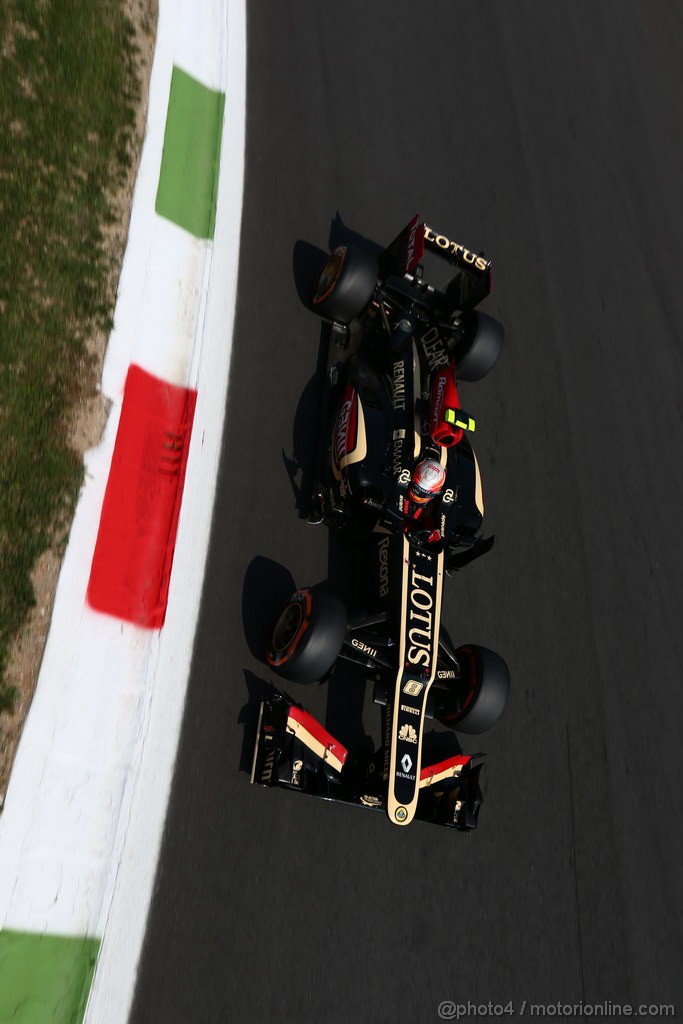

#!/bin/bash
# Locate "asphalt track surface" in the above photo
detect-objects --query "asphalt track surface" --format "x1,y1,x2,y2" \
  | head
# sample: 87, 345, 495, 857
132, 3, 683, 1021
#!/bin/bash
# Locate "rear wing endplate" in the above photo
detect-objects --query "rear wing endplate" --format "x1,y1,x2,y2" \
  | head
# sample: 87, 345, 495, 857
380, 216, 493, 311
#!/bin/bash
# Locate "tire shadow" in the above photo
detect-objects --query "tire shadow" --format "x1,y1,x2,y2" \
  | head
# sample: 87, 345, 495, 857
242, 556, 296, 663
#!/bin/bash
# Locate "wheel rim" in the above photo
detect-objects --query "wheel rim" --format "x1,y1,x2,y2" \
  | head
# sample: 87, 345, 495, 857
313, 248, 345, 304
271, 602, 304, 654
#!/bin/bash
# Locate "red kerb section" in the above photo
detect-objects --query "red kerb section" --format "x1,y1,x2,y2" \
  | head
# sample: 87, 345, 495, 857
87, 365, 197, 628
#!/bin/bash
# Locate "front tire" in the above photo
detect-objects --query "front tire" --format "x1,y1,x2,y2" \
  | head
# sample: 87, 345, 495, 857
266, 588, 347, 684
312, 245, 378, 324
434, 644, 510, 734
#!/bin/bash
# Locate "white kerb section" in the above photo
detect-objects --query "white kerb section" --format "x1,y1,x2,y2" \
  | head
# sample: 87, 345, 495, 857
85, 0, 246, 1021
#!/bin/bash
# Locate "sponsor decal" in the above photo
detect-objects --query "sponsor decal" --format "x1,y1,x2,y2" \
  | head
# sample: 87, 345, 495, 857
333, 389, 356, 474
395, 806, 408, 822
361, 794, 382, 807
393, 437, 405, 477
260, 747, 277, 783
399, 723, 418, 744
351, 637, 378, 658
420, 326, 450, 373
432, 374, 445, 426
397, 771, 416, 781
392, 358, 406, 411
437, 669, 456, 680
423, 224, 490, 274
383, 705, 392, 781
442, 488, 455, 504
378, 536, 390, 598
363, 496, 383, 509
401, 754, 413, 773
403, 680, 424, 696
400, 703, 420, 716
404, 215, 421, 272
406, 567, 435, 672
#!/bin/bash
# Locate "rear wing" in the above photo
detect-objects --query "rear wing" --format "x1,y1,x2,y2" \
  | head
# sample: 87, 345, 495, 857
379, 215, 492, 311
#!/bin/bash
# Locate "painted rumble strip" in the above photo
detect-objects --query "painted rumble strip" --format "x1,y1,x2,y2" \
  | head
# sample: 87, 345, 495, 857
87, 365, 197, 628
155, 66, 226, 240
0, 0, 245, 1021
0, 931, 99, 1024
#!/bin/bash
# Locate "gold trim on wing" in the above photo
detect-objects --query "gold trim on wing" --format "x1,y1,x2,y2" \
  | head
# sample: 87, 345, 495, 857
419, 759, 467, 789
286, 715, 346, 774
473, 448, 484, 516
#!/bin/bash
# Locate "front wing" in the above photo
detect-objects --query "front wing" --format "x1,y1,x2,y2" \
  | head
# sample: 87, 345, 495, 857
251, 691, 484, 830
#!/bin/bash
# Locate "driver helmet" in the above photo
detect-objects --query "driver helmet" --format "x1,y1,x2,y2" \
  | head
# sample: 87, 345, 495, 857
409, 458, 446, 504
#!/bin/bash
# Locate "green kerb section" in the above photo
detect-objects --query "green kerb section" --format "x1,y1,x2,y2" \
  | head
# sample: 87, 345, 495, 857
0, 930, 100, 1024
155, 66, 226, 239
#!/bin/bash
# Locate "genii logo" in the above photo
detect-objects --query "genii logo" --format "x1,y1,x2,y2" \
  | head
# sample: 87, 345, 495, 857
378, 536, 390, 598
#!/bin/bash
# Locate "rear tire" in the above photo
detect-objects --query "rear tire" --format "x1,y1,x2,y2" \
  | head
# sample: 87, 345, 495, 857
266, 588, 347, 684
454, 311, 504, 382
312, 246, 378, 324
434, 644, 510, 734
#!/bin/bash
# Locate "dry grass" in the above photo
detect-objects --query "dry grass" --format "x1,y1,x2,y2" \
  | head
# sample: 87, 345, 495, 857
0, 0, 157, 802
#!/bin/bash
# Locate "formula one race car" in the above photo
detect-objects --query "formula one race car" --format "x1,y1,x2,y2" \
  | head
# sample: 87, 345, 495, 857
251, 216, 510, 829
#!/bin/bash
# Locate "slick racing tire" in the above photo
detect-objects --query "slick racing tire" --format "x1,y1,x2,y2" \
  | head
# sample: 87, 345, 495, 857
453, 311, 504, 382
266, 588, 347, 684
312, 245, 378, 324
434, 644, 510, 734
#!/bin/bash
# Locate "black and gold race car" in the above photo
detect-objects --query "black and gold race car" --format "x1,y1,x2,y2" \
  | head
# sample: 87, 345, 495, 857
251, 217, 509, 830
